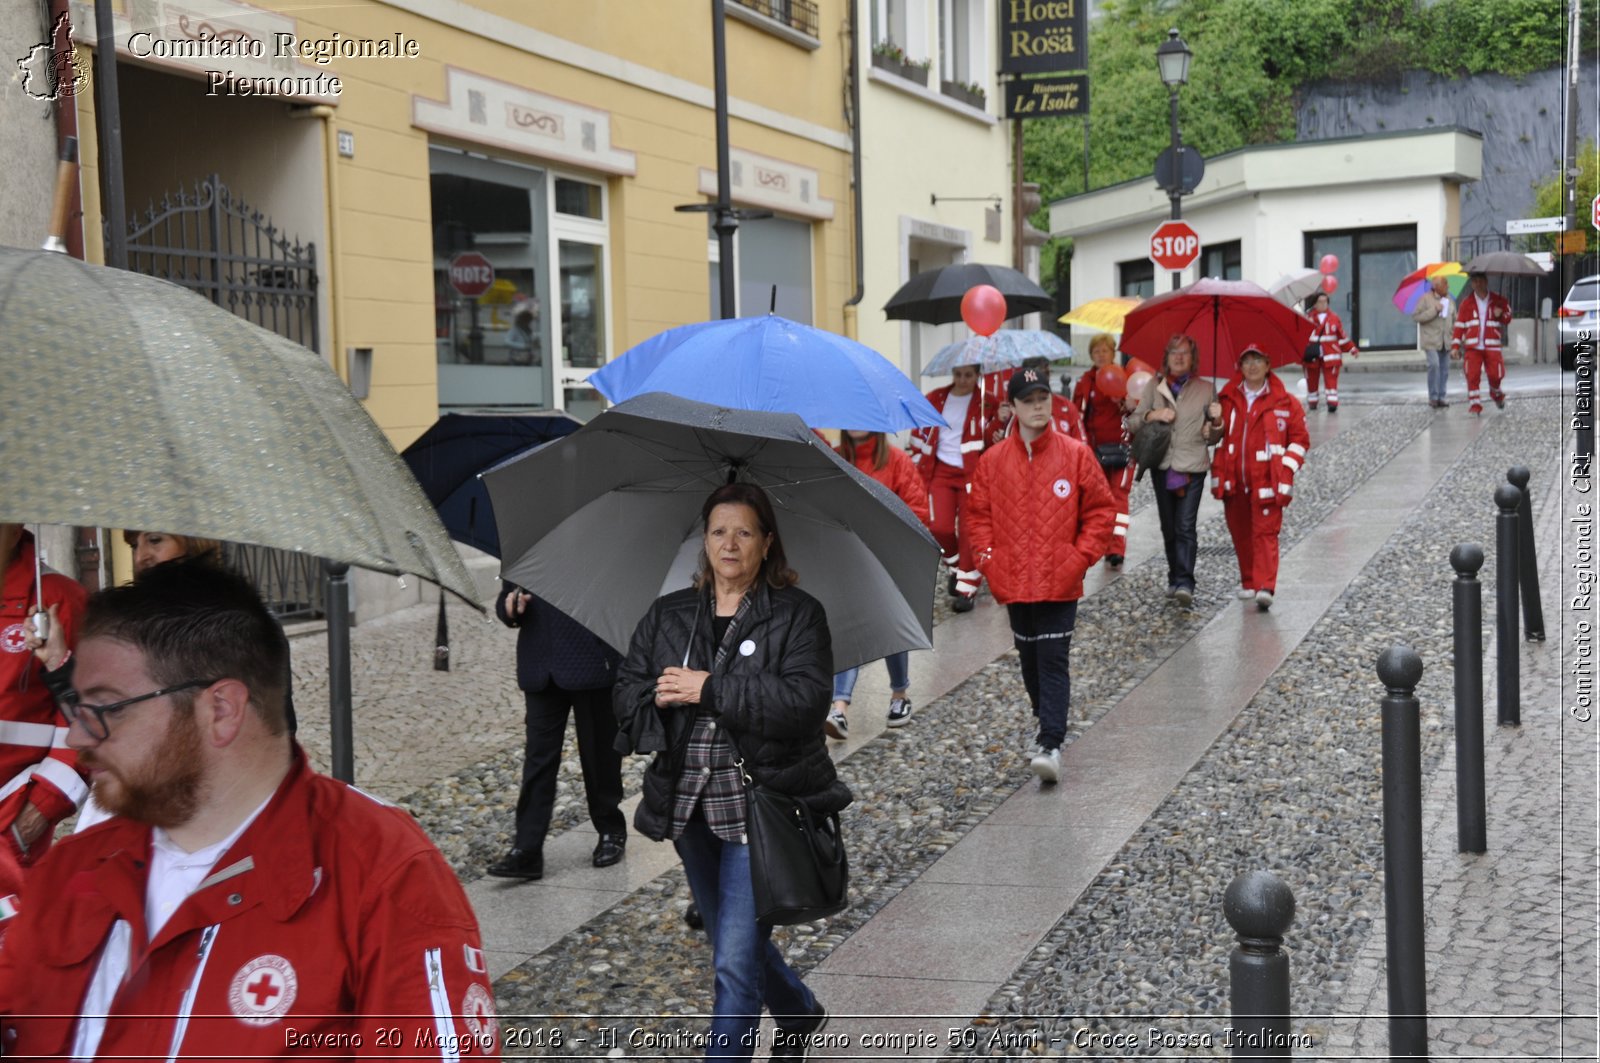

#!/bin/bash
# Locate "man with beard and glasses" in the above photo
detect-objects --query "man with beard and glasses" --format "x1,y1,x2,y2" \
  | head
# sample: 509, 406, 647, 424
0, 562, 501, 1060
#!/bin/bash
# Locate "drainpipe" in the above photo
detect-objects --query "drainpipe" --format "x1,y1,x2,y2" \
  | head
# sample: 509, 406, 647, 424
288, 104, 345, 376
841, 0, 864, 340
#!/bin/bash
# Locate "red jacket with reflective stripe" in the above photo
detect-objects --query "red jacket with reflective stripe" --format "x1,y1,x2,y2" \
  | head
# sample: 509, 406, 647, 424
909, 385, 996, 484
1308, 310, 1356, 363
839, 440, 931, 525
1451, 291, 1512, 352
964, 426, 1116, 604
0, 534, 88, 832
0, 748, 501, 1060
1208, 374, 1310, 506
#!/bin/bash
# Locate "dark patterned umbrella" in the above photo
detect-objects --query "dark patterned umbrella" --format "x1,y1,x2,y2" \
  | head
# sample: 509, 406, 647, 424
0, 246, 476, 603
883, 262, 1053, 325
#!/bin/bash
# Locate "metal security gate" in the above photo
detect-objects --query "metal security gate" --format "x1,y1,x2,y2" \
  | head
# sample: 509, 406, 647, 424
121, 175, 325, 618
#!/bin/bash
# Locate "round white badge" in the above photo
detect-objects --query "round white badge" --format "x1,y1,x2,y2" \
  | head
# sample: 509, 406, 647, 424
228, 954, 299, 1026
462, 982, 498, 1041
739, 639, 756, 657
0, 625, 27, 654
1052, 478, 1072, 499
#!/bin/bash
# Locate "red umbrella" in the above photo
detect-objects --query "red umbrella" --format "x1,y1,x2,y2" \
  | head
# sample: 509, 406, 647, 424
1118, 278, 1315, 378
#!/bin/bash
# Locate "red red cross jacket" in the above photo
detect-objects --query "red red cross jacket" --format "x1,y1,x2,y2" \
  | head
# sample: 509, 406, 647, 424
0, 533, 88, 842
909, 385, 997, 484
1208, 374, 1311, 506
0, 747, 501, 1060
964, 426, 1116, 604
1451, 291, 1512, 353
838, 440, 931, 525
1308, 310, 1356, 366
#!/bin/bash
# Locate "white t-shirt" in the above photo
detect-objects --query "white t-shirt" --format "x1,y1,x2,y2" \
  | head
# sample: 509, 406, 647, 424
936, 391, 973, 468
1242, 382, 1267, 410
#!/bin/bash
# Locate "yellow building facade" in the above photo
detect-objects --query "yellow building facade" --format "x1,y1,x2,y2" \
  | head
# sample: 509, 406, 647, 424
69, 0, 856, 448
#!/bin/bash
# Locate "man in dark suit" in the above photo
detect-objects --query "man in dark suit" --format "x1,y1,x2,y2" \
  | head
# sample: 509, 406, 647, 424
488, 584, 626, 879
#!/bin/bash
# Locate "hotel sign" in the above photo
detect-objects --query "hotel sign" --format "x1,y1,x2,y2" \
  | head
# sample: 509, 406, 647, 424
1005, 74, 1087, 119
1000, 0, 1086, 74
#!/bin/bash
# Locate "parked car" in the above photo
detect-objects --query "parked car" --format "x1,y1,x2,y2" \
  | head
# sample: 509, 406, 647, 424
1558, 274, 1599, 371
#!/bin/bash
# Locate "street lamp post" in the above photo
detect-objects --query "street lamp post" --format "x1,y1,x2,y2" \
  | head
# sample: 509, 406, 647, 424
1156, 28, 1192, 292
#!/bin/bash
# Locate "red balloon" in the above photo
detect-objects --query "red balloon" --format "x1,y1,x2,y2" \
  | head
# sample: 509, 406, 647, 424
1126, 370, 1154, 398
1320, 274, 1339, 294
960, 284, 1008, 337
1319, 254, 1340, 274
1124, 357, 1157, 378
1095, 363, 1128, 399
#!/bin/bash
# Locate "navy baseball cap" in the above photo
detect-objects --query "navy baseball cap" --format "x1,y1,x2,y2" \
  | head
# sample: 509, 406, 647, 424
1007, 366, 1051, 401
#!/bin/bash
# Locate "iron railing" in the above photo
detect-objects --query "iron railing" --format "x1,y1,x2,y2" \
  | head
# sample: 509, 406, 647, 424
730, 0, 819, 37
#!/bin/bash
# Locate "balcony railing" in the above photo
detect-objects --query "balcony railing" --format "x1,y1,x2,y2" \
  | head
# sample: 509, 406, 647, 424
729, 0, 819, 38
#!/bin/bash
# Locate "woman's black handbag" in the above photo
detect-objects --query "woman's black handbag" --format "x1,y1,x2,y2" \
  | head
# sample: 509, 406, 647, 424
1095, 443, 1131, 469
739, 762, 849, 925
1130, 420, 1172, 481
1302, 342, 1322, 363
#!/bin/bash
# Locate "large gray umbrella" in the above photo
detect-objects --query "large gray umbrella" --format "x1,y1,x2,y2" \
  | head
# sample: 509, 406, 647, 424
0, 247, 475, 600
482, 393, 938, 673
1462, 251, 1546, 276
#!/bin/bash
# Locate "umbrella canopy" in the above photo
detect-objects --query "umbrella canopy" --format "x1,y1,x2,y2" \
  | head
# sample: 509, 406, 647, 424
587, 315, 942, 432
883, 263, 1052, 325
1118, 277, 1315, 378
1058, 296, 1142, 333
1265, 268, 1325, 308
482, 393, 939, 673
0, 246, 477, 603
1392, 263, 1468, 315
1463, 251, 1546, 276
400, 411, 582, 558
922, 329, 1073, 376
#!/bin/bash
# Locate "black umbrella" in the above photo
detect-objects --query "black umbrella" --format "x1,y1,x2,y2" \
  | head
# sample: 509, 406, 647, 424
482, 393, 939, 673
1462, 251, 1546, 277
883, 262, 1053, 325
399, 411, 582, 558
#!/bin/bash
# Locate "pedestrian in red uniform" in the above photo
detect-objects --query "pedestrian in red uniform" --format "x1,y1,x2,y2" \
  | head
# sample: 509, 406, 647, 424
0, 525, 88, 872
1303, 292, 1358, 411
965, 367, 1116, 785
1451, 272, 1513, 415
1205, 346, 1310, 610
908, 363, 997, 613
0, 563, 499, 1059
1072, 334, 1136, 568
826, 431, 932, 739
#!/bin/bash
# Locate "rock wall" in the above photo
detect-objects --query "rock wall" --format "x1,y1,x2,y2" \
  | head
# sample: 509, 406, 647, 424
1297, 64, 1596, 239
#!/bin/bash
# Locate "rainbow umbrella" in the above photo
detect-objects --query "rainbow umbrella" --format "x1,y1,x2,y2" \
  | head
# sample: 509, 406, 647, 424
1392, 262, 1467, 314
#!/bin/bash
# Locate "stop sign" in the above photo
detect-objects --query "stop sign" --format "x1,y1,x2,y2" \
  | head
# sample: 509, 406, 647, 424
1149, 220, 1201, 272
447, 251, 495, 298
1591, 193, 1600, 231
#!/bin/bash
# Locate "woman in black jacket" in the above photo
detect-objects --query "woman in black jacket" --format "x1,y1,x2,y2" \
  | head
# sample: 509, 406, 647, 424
614, 482, 849, 1062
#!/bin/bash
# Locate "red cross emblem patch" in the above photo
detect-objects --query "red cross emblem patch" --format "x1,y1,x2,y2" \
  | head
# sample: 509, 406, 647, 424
229, 954, 298, 1026
1, 624, 28, 654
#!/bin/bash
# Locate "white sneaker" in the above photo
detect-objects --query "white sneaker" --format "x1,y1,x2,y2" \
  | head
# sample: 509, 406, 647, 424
1030, 746, 1061, 784
1237, 587, 1256, 600
1255, 589, 1274, 611
1173, 587, 1194, 607
886, 697, 914, 727
824, 708, 849, 740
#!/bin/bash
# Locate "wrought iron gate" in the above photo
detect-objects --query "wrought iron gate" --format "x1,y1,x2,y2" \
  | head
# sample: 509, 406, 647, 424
121, 174, 326, 619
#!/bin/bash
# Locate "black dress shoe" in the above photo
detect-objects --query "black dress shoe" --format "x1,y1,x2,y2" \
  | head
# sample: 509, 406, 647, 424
950, 593, 975, 613
486, 848, 543, 880
1106, 553, 1124, 569
592, 833, 626, 868
685, 901, 704, 929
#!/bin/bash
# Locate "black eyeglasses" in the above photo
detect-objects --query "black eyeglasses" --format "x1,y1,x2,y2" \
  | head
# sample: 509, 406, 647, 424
63, 679, 219, 741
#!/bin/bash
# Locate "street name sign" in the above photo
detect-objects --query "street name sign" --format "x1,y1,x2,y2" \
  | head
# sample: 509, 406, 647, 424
1149, 221, 1200, 272
1505, 216, 1566, 235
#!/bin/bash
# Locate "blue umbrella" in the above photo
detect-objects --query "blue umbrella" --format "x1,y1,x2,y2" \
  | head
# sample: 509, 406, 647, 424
922, 329, 1074, 376
400, 411, 582, 558
587, 315, 943, 431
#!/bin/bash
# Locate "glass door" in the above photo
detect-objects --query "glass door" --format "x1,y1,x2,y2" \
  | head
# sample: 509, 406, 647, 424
551, 176, 611, 421
1307, 226, 1417, 350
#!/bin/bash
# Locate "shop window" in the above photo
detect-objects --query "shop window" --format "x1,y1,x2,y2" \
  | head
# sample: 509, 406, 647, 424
1200, 240, 1241, 280
1119, 258, 1154, 298
1306, 225, 1417, 349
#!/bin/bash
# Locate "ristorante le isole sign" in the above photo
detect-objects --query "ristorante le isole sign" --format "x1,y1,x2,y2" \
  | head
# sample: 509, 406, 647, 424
1000, 0, 1086, 74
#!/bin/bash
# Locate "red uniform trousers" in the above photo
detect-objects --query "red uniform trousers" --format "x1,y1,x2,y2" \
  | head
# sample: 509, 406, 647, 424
1096, 461, 1134, 554
1222, 493, 1285, 594
927, 460, 981, 595
1461, 347, 1506, 407
1302, 360, 1342, 407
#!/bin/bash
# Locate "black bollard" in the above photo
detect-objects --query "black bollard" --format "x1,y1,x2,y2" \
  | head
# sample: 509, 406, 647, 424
1494, 484, 1522, 727
1505, 468, 1546, 641
1450, 545, 1487, 853
1224, 871, 1295, 1059
1377, 645, 1428, 1060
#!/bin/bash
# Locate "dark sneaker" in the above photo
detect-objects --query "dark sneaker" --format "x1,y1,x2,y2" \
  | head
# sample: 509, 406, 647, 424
771, 1001, 829, 1061
1105, 553, 1124, 569
486, 848, 543, 881
1493, 394, 1506, 409
824, 707, 849, 740
886, 697, 914, 727
1326, 402, 1338, 412
684, 901, 704, 929
592, 833, 626, 868
951, 593, 976, 613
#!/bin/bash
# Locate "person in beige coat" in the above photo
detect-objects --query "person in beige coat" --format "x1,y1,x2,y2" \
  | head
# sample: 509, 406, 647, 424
1412, 276, 1455, 408
1127, 334, 1220, 607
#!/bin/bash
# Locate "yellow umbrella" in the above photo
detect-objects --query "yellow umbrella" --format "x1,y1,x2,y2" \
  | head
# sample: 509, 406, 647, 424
1059, 296, 1142, 333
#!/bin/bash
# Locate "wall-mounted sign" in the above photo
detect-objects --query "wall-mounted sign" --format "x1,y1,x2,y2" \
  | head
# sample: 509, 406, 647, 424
1000, 0, 1087, 74
1004, 74, 1087, 119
